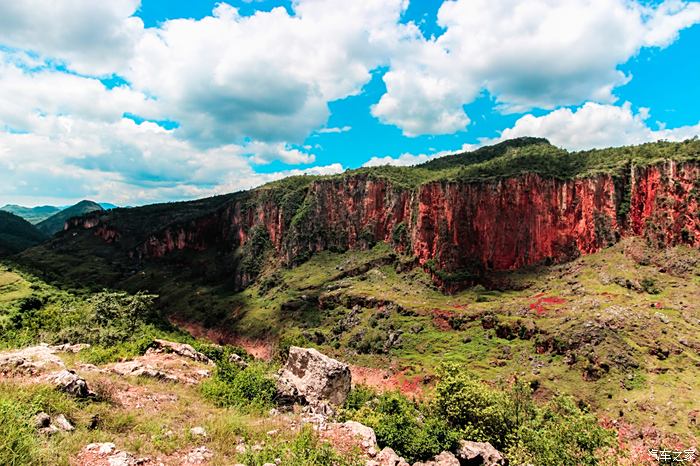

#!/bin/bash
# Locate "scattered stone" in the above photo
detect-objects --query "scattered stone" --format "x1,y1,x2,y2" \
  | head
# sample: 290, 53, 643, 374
86, 442, 117, 455
185, 446, 213, 464
189, 426, 207, 438
277, 347, 351, 408
148, 339, 211, 364
54, 414, 75, 432
34, 412, 51, 429
44, 370, 93, 398
413, 451, 460, 466
368, 447, 409, 466
111, 361, 180, 383
229, 352, 249, 368
455, 440, 506, 466
266, 429, 279, 436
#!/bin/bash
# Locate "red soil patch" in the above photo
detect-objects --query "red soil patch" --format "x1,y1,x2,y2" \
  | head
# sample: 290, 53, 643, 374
431, 309, 455, 330
170, 317, 274, 361
528, 295, 566, 316
350, 365, 426, 398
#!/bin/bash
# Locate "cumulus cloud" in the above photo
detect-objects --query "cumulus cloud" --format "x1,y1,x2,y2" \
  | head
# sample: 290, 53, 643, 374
126, 0, 409, 146
363, 143, 477, 167
0, 0, 143, 75
499, 102, 700, 150
373, 0, 700, 135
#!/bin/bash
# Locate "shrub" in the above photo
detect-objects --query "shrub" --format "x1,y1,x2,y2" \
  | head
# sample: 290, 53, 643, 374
201, 362, 276, 411
434, 366, 515, 449
640, 277, 661, 294
508, 396, 614, 466
347, 391, 458, 463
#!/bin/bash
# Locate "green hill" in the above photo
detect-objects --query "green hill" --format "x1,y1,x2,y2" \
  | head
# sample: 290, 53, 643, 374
0, 204, 61, 224
0, 211, 47, 256
36, 200, 104, 236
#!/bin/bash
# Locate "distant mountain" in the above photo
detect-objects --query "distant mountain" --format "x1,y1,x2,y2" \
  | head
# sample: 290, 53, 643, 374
99, 203, 119, 210
0, 211, 47, 256
0, 204, 61, 224
36, 200, 104, 236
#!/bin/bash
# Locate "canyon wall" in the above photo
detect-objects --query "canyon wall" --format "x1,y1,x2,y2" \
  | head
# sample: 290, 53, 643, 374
66, 160, 700, 289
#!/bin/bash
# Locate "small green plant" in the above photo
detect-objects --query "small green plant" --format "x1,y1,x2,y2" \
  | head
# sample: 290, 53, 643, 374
640, 277, 661, 294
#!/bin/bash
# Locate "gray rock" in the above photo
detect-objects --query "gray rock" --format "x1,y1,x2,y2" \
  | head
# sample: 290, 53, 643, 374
149, 339, 211, 364
369, 447, 409, 466
229, 352, 249, 368
455, 440, 506, 466
111, 361, 179, 382
0, 344, 65, 375
54, 414, 75, 432
277, 347, 351, 407
34, 412, 51, 429
44, 370, 92, 398
189, 426, 207, 438
413, 451, 460, 466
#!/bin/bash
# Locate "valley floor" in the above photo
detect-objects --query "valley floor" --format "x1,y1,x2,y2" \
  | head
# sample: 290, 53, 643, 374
2, 236, 699, 465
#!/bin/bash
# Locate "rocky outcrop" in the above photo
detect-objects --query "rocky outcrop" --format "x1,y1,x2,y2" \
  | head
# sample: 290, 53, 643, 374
148, 339, 211, 364
64, 149, 700, 291
277, 346, 351, 408
0, 343, 88, 376
44, 370, 93, 398
455, 440, 506, 466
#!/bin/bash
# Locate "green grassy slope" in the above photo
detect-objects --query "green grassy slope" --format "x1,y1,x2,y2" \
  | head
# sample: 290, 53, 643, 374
0, 211, 47, 256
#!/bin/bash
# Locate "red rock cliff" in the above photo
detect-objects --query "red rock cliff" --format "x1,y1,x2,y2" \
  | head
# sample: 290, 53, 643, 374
66, 161, 700, 290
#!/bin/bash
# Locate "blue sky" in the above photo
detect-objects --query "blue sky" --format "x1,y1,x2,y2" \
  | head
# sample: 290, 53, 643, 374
0, 0, 699, 206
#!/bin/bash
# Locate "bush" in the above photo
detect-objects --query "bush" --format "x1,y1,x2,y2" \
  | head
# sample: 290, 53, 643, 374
434, 366, 515, 449
640, 277, 661, 294
343, 365, 613, 465
508, 396, 614, 466
201, 362, 276, 411
347, 391, 458, 463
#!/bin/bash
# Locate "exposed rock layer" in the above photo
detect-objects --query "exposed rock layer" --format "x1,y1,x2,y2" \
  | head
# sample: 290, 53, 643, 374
65, 160, 700, 290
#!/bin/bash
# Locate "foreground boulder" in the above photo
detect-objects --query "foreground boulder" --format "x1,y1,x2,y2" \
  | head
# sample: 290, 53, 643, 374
44, 370, 93, 398
277, 346, 351, 407
455, 440, 506, 466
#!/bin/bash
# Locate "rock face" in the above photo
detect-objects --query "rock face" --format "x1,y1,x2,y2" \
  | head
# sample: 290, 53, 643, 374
277, 346, 351, 407
64, 151, 700, 291
455, 440, 506, 466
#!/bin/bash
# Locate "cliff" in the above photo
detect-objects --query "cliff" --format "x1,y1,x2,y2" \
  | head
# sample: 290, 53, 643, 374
61, 139, 700, 290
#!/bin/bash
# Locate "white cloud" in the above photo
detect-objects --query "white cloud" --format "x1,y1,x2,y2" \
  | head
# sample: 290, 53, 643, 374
363, 143, 477, 167
373, 0, 700, 135
498, 102, 700, 150
126, 0, 410, 146
317, 126, 352, 134
0, 0, 143, 75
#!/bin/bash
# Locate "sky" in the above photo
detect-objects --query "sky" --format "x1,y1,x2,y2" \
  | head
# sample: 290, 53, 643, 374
1, 0, 700, 206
